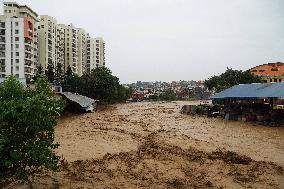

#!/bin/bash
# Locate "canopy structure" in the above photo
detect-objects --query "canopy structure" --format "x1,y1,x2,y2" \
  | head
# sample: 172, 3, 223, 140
210, 83, 284, 99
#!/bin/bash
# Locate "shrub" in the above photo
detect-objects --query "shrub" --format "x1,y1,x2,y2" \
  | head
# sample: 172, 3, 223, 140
0, 76, 64, 183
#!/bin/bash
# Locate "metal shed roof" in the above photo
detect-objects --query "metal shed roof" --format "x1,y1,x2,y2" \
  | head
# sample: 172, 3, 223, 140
60, 92, 95, 108
210, 82, 284, 99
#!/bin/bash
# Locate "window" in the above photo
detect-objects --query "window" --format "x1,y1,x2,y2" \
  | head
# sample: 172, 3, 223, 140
271, 67, 279, 71
16, 66, 19, 71
15, 37, 19, 41
15, 74, 19, 78
15, 29, 19, 34
16, 59, 19, 63
16, 44, 19, 48
15, 22, 18, 26
16, 52, 19, 56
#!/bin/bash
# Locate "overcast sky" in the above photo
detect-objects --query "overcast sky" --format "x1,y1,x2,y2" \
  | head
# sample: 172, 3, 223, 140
1, 0, 283, 83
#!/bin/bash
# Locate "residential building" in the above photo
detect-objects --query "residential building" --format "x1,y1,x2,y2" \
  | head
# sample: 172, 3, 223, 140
0, 2, 106, 80
38, 15, 65, 72
0, 2, 39, 81
86, 37, 95, 72
250, 62, 284, 83
60, 23, 79, 75
94, 37, 105, 67
77, 28, 88, 76
86, 37, 105, 72
55, 24, 65, 71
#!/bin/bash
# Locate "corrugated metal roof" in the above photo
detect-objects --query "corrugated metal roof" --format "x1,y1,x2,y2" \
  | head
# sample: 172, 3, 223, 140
210, 82, 284, 99
60, 92, 95, 108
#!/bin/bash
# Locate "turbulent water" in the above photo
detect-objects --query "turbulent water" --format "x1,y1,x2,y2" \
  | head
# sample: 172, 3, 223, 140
9, 102, 284, 188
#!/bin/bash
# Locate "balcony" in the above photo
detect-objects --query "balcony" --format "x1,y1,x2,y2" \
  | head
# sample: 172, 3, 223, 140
25, 53, 32, 60
0, 22, 5, 28
0, 45, 5, 51
0, 29, 5, 36
0, 66, 5, 72
0, 52, 5, 57
0, 36, 5, 43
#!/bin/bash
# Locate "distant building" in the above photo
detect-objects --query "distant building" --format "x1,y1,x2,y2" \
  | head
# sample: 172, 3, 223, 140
0, 2, 39, 81
250, 62, 284, 83
77, 28, 88, 76
94, 37, 105, 67
86, 37, 105, 72
38, 15, 65, 72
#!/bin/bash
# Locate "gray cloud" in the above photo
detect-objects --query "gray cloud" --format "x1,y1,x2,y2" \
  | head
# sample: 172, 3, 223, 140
2, 0, 284, 83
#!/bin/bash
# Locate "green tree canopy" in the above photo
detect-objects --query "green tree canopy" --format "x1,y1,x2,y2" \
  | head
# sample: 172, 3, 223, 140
0, 76, 64, 183
62, 66, 130, 103
54, 63, 64, 85
46, 63, 55, 84
204, 68, 262, 92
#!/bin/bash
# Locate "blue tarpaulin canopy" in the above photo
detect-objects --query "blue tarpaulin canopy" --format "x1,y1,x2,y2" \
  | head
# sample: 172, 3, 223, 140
210, 83, 284, 99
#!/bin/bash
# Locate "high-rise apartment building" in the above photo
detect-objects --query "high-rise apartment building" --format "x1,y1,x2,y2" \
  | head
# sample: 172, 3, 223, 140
77, 28, 88, 76
60, 24, 79, 75
94, 37, 105, 67
86, 37, 95, 72
86, 37, 105, 72
0, 2, 106, 81
0, 2, 38, 80
38, 15, 65, 72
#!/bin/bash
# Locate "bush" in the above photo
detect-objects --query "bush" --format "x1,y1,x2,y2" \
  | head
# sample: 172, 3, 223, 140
0, 76, 64, 183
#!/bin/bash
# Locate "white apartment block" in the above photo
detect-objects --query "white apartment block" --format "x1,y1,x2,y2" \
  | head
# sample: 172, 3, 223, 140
38, 15, 65, 72
94, 37, 105, 67
86, 37, 105, 72
0, 2, 106, 81
86, 37, 95, 72
77, 28, 88, 76
59, 24, 79, 75
0, 2, 38, 81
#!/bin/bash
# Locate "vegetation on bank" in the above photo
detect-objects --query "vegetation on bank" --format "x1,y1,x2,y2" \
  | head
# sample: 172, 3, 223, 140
0, 77, 64, 184
36, 65, 131, 103
148, 90, 178, 101
0, 66, 130, 184
204, 68, 262, 93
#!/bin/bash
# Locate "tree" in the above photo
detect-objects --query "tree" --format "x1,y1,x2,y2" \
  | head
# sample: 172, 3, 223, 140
117, 85, 131, 101
160, 90, 177, 101
62, 66, 81, 93
54, 63, 64, 85
45, 63, 55, 84
0, 76, 64, 183
32, 64, 44, 83
204, 68, 262, 92
62, 66, 130, 103
89, 67, 120, 103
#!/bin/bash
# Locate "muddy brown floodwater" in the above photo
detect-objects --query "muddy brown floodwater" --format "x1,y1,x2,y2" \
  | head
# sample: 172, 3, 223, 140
10, 102, 284, 188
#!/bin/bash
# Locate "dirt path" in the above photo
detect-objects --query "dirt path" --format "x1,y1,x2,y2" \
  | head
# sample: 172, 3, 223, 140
12, 102, 284, 188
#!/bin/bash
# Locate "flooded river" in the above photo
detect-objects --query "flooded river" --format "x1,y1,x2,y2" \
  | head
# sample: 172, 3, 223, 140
11, 102, 284, 188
